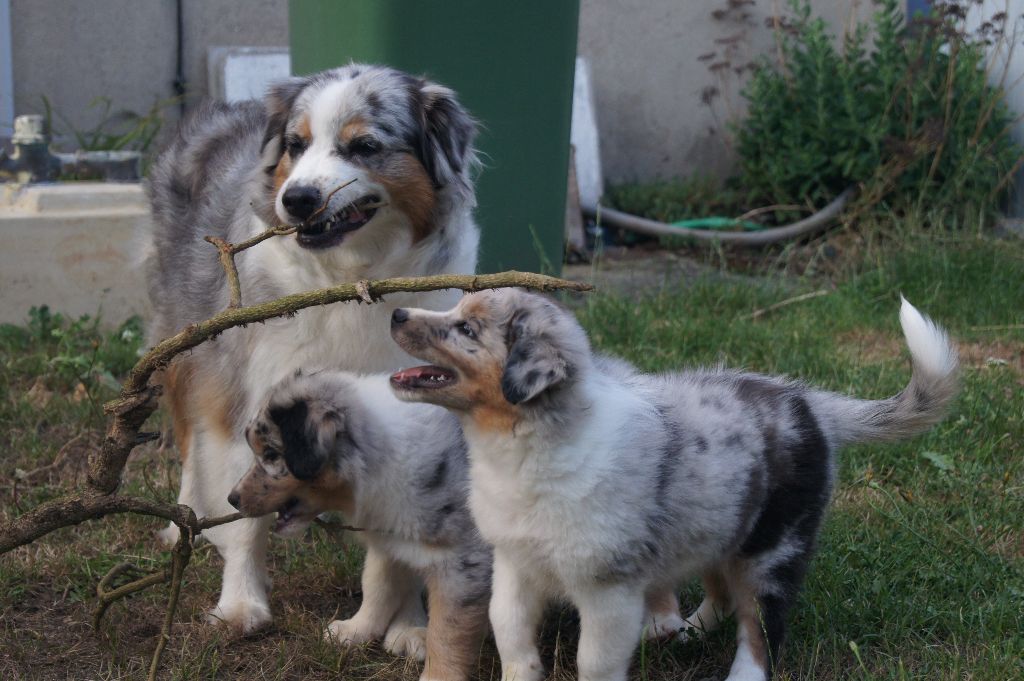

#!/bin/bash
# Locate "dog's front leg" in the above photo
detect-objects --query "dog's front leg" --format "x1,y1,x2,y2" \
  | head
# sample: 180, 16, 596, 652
205, 515, 274, 632
327, 545, 420, 647
383, 586, 428, 662
489, 549, 545, 681
573, 583, 645, 681
194, 433, 274, 633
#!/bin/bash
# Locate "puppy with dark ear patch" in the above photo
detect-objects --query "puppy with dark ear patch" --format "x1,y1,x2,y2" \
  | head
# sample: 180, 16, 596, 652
230, 370, 491, 681
501, 308, 573, 405
390, 288, 959, 681
143, 63, 481, 633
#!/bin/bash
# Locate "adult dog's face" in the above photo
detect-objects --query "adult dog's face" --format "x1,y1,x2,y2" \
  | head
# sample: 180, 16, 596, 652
389, 290, 588, 431
261, 64, 476, 250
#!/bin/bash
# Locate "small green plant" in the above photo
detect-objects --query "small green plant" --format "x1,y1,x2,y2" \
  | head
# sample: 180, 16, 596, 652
41, 95, 173, 156
734, 0, 1023, 227
0, 306, 144, 394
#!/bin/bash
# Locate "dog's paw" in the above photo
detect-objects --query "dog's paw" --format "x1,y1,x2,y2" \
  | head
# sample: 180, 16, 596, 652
207, 600, 273, 635
384, 622, 427, 661
155, 523, 180, 549
644, 611, 688, 642
324, 618, 379, 647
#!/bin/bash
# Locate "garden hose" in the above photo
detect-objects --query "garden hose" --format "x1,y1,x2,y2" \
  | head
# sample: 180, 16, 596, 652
670, 216, 766, 232
583, 187, 855, 248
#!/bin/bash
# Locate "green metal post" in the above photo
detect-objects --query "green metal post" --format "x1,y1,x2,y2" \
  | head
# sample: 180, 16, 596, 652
288, 0, 580, 275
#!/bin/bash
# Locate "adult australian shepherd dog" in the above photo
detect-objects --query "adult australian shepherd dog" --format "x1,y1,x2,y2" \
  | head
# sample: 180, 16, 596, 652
142, 64, 479, 632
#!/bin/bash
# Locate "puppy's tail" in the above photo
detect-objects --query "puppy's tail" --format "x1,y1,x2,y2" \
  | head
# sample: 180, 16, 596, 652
814, 297, 959, 445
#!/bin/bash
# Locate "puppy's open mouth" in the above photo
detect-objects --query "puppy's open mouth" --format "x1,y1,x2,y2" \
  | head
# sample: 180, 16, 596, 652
296, 194, 381, 249
390, 365, 458, 390
274, 497, 313, 535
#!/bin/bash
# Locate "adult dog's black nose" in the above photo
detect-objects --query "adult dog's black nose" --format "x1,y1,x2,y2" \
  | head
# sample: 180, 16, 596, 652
227, 490, 241, 511
391, 308, 409, 326
282, 185, 322, 220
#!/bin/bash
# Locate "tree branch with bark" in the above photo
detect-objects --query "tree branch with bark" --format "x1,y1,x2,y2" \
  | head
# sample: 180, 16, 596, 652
0, 216, 591, 679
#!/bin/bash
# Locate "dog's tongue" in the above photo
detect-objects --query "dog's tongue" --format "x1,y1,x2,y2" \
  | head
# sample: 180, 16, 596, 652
345, 208, 366, 224
391, 365, 456, 388
394, 366, 439, 380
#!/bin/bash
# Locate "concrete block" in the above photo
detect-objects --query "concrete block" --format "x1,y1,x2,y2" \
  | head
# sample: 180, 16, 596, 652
208, 46, 291, 103
0, 182, 151, 327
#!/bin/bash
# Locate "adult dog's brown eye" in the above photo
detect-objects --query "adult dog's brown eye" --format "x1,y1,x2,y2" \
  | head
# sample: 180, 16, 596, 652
349, 136, 382, 156
285, 137, 307, 157
457, 321, 477, 340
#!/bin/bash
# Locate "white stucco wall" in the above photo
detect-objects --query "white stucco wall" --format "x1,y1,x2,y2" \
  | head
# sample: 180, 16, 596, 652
7, 0, 872, 184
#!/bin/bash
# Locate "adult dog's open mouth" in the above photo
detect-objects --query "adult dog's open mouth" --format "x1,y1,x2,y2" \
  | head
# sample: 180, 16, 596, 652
296, 194, 381, 249
390, 365, 458, 390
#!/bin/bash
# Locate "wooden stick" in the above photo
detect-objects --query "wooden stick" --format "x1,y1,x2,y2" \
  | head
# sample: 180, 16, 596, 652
744, 289, 831, 320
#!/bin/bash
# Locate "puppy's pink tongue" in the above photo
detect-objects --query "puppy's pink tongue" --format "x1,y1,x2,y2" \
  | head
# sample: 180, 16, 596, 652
391, 365, 456, 388
347, 208, 365, 223
393, 367, 433, 380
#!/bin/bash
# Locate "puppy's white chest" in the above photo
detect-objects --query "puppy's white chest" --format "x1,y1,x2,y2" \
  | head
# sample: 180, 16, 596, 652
468, 442, 594, 557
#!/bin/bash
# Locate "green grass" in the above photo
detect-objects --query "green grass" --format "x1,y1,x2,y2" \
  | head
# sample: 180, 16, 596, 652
577, 234, 1024, 679
1, 236, 1022, 679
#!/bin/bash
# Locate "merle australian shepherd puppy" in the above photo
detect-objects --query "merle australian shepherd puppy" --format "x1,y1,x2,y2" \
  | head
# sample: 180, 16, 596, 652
142, 64, 479, 633
388, 289, 959, 681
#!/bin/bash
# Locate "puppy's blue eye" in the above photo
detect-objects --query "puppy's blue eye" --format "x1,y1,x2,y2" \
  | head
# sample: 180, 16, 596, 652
457, 321, 477, 339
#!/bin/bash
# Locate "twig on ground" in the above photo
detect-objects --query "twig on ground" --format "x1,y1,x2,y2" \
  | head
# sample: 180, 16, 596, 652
94, 562, 170, 631
16, 432, 93, 484
735, 203, 806, 222
969, 323, 1024, 331
92, 511, 243, 635
744, 289, 831, 320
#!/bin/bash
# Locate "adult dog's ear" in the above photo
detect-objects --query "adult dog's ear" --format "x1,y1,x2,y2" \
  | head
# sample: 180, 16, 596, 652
268, 399, 337, 481
501, 309, 571, 405
261, 76, 308, 165
416, 82, 477, 190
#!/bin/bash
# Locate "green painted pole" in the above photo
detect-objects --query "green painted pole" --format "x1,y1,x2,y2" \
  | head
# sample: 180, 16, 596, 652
288, 0, 580, 275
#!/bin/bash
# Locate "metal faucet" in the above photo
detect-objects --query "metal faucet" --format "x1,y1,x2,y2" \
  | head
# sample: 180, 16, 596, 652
1, 114, 141, 183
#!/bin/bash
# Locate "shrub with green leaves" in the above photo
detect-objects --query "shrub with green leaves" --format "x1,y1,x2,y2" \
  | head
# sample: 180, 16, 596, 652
735, 0, 1022, 226
0, 306, 143, 393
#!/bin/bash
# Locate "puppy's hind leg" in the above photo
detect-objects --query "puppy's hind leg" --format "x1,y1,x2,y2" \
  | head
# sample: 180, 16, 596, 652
723, 555, 807, 681
421, 571, 489, 681
681, 567, 734, 640
643, 586, 684, 641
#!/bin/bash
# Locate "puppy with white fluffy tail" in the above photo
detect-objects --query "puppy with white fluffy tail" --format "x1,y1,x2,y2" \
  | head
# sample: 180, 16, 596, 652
388, 289, 959, 681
